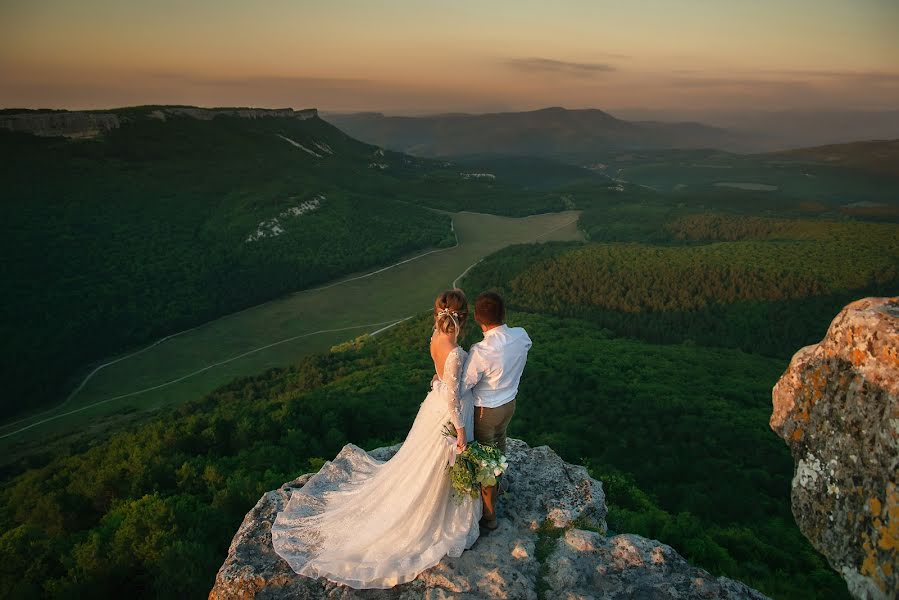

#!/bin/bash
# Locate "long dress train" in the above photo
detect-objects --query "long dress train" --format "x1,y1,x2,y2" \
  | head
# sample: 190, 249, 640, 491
270, 345, 481, 589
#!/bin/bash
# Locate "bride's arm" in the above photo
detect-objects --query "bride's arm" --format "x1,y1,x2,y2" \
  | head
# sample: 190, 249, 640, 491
444, 349, 466, 449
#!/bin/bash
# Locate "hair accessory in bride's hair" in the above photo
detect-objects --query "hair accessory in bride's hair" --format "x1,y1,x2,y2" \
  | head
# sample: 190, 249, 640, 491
436, 306, 463, 341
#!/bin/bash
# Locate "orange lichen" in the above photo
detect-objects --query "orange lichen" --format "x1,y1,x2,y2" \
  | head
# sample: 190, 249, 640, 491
807, 365, 829, 404
860, 535, 886, 590
791, 428, 803, 441
876, 484, 898, 552
850, 348, 867, 366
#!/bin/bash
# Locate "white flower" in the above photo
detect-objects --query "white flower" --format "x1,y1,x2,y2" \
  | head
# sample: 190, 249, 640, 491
501, 462, 508, 469
494, 467, 503, 477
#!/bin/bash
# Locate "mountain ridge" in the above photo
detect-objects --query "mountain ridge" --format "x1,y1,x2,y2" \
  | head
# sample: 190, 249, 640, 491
325, 106, 744, 160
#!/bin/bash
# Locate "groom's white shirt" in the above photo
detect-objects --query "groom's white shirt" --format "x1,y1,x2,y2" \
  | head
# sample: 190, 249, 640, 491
462, 324, 532, 408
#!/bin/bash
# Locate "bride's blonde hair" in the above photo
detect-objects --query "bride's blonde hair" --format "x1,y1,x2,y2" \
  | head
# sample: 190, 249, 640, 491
433, 289, 468, 337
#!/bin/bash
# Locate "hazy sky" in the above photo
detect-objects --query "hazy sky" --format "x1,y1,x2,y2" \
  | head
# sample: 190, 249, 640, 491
2, 0, 897, 115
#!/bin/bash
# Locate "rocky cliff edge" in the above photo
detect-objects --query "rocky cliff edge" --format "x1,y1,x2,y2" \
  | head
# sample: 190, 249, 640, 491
209, 439, 767, 599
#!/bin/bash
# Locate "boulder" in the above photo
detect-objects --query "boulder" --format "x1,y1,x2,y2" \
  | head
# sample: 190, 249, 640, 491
771, 297, 899, 599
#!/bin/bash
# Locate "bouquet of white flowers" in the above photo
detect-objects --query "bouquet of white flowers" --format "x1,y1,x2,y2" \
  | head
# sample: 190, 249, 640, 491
441, 422, 509, 500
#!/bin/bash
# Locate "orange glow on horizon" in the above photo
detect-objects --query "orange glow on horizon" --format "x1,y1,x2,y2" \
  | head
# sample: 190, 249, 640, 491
1, 0, 897, 114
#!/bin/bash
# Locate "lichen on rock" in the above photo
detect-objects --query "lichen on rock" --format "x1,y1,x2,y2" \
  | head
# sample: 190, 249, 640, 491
771, 297, 899, 600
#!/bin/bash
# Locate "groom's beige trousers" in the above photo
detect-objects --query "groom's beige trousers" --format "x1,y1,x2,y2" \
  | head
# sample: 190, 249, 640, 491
474, 399, 516, 523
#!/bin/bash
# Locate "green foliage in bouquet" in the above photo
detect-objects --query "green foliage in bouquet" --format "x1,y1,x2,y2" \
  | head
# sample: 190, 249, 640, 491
442, 422, 509, 500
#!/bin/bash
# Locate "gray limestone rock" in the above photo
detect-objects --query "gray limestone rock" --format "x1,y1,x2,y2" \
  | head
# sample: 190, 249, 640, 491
209, 438, 764, 599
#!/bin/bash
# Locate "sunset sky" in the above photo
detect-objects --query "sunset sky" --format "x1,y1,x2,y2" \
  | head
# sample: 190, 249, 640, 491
2, 0, 897, 116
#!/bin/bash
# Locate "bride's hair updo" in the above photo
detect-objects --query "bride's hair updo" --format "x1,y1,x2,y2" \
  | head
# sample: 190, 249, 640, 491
433, 289, 468, 337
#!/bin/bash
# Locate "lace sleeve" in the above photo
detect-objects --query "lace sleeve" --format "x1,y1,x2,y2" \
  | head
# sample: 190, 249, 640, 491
443, 348, 465, 430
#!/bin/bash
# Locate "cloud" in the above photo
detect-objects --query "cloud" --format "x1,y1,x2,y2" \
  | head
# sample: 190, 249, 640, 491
503, 57, 617, 77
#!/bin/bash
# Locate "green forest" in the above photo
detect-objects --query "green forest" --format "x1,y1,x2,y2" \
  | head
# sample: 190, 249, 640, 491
1, 111, 507, 421
0, 113, 441, 419
0, 109, 608, 422
2, 114, 897, 599
0, 314, 848, 599
464, 215, 898, 359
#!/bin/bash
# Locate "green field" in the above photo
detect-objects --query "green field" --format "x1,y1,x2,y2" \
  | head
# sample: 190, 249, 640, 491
0, 210, 581, 459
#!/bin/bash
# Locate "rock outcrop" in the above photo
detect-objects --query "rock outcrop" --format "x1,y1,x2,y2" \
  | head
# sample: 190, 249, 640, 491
157, 107, 317, 121
546, 530, 767, 600
209, 438, 767, 599
1, 106, 317, 138
771, 297, 899, 600
0, 111, 120, 138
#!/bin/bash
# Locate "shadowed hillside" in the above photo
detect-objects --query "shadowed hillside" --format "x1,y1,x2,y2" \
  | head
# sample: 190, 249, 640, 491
326, 107, 745, 160
0, 106, 584, 422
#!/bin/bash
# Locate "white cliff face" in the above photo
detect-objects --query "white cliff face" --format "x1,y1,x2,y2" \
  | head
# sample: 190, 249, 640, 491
162, 107, 318, 121
208, 439, 766, 599
276, 134, 323, 157
246, 195, 325, 243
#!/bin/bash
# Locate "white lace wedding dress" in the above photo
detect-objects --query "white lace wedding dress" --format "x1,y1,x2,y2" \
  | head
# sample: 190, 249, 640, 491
270, 344, 481, 589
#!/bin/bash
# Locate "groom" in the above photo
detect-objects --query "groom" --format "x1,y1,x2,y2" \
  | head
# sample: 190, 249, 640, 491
462, 292, 532, 531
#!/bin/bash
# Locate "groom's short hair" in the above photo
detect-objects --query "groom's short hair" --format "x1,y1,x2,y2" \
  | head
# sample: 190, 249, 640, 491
475, 292, 505, 326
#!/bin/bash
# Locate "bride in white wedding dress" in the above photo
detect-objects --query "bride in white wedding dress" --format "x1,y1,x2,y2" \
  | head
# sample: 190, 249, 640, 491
270, 289, 481, 589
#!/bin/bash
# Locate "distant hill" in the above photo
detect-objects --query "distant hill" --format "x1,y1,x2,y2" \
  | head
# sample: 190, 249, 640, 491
325, 106, 746, 162
768, 138, 899, 177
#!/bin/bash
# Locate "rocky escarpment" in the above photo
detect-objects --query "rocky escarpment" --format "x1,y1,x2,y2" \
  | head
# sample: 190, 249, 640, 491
0, 106, 317, 138
150, 107, 317, 121
0, 111, 121, 138
772, 297, 899, 600
209, 438, 767, 599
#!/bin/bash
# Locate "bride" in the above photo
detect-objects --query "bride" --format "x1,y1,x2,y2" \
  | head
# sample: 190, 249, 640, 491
270, 289, 482, 589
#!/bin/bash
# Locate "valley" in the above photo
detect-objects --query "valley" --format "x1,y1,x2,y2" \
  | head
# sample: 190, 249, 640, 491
5, 2, 897, 598
0, 106, 896, 600
0, 210, 581, 460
